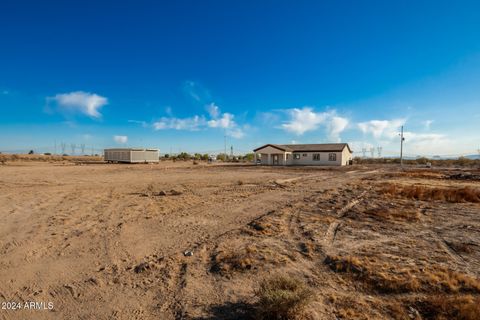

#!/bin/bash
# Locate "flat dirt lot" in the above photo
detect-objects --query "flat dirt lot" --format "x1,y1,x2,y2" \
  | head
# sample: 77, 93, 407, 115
0, 161, 479, 319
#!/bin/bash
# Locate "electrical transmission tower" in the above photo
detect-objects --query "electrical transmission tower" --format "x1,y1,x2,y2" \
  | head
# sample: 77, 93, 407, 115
230, 145, 233, 158
362, 148, 367, 158
60, 142, 66, 154
377, 146, 383, 158
80, 144, 86, 155
70, 144, 76, 155
370, 147, 375, 158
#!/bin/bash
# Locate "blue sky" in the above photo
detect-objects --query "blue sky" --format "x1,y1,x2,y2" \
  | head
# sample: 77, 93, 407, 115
1, 0, 480, 156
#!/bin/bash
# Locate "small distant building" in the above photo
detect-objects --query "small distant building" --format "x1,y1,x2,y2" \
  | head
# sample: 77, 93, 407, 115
104, 148, 159, 163
253, 143, 353, 166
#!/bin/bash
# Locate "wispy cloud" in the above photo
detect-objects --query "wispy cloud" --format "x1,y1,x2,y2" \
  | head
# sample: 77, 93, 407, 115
153, 115, 207, 131
47, 91, 108, 118
182, 81, 210, 103
207, 102, 220, 118
128, 120, 149, 128
358, 118, 406, 139
422, 119, 434, 130
1, 90, 9, 95
113, 135, 128, 144
152, 104, 244, 138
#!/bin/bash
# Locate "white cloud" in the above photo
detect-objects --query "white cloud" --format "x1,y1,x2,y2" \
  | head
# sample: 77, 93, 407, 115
113, 135, 128, 144
207, 112, 235, 129
153, 115, 206, 131
327, 116, 349, 141
152, 106, 245, 138
2, 90, 9, 95
281, 107, 328, 135
358, 119, 406, 139
227, 127, 245, 138
48, 91, 108, 118
280, 107, 349, 140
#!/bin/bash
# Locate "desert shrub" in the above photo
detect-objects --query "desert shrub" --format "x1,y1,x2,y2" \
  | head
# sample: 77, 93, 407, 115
379, 184, 480, 203
255, 275, 314, 320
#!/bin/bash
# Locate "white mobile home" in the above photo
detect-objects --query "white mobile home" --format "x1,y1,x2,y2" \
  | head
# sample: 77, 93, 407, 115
253, 143, 352, 166
104, 148, 159, 163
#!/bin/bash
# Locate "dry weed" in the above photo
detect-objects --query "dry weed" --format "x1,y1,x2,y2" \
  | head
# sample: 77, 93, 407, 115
211, 244, 289, 276
379, 184, 480, 203
414, 295, 480, 320
325, 256, 480, 294
255, 275, 314, 320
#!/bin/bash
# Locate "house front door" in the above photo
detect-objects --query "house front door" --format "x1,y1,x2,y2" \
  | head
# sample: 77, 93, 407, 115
272, 154, 279, 165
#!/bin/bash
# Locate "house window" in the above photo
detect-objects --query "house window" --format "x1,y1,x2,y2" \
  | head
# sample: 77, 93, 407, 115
313, 154, 320, 161
329, 153, 337, 161
302, 154, 307, 157
294, 154, 300, 160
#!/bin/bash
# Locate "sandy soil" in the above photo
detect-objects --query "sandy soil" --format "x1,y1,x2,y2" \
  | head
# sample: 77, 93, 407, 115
0, 161, 479, 319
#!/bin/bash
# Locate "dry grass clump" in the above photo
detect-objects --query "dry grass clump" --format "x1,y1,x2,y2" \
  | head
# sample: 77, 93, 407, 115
379, 184, 480, 203
211, 244, 289, 276
325, 256, 480, 294
329, 294, 385, 320
255, 275, 314, 320
425, 267, 480, 293
414, 295, 480, 320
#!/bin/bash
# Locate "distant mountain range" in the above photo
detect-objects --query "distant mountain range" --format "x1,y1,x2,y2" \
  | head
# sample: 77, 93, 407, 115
465, 154, 480, 160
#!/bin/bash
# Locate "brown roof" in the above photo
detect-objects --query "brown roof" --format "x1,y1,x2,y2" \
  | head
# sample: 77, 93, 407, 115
253, 143, 352, 153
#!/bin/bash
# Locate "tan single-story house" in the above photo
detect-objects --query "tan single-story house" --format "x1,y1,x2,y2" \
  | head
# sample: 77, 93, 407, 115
253, 143, 353, 166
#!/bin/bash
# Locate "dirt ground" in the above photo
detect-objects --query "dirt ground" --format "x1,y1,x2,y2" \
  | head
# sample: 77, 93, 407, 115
0, 161, 479, 319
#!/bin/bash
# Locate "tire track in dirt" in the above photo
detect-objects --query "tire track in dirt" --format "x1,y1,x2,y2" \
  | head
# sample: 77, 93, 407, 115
323, 191, 368, 250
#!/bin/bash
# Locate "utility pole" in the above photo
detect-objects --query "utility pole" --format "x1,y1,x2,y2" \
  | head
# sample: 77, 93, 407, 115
370, 147, 375, 158
377, 146, 382, 158
361, 148, 367, 158
224, 130, 227, 161
399, 126, 405, 167
54, 140, 57, 155
230, 145, 233, 159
